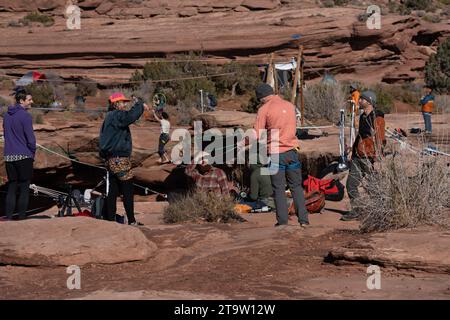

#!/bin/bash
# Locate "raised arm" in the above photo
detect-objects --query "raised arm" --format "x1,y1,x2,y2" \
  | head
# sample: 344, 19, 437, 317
152, 109, 161, 122
116, 99, 144, 127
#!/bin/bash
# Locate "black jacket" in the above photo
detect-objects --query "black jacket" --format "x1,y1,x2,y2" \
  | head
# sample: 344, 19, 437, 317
352, 109, 385, 158
99, 99, 144, 158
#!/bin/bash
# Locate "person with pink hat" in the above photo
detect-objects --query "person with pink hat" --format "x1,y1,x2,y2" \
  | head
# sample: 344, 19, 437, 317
99, 92, 149, 226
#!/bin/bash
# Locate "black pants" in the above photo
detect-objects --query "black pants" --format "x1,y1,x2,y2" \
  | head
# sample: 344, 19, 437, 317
105, 174, 135, 224
158, 133, 169, 157
5, 158, 34, 219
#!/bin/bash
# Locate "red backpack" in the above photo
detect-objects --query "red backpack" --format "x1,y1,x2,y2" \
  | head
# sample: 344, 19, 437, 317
303, 175, 345, 201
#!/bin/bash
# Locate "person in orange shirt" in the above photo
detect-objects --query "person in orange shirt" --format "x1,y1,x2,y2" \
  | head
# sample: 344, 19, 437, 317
350, 84, 360, 108
420, 86, 434, 134
253, 83, 309, 228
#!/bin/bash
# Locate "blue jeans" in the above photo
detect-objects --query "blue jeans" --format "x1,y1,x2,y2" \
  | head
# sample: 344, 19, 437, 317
269, 149, 308, 225
422, 112, 432, 133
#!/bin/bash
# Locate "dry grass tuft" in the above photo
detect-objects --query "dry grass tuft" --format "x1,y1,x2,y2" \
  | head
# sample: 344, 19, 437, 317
163, 192, 244, 224
354, 152, 450, 233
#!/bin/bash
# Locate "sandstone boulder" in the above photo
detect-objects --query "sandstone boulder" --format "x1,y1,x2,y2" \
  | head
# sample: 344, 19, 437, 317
242, 0, 280, 10
327, 227, 450, 274
193, 110, 256, 129
0, 217, 157, 266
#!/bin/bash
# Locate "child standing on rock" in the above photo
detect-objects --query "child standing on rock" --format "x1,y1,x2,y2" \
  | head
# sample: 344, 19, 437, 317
153, 109, 171, 164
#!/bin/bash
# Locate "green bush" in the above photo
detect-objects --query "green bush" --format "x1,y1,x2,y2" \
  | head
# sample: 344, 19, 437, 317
131, 53, 217, 105
215, 62, 261, 96
404, 0, 434, 11
334, 0, 350, 5
425, 37, 450, 94
321, 0, 335, 7
21, 12, 55, 27
370, 84, 394, 114
25, 82, 54, 108
241, 92, 260, 113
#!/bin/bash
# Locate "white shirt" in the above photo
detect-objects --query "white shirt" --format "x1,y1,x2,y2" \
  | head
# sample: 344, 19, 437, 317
160, 119, 170, 134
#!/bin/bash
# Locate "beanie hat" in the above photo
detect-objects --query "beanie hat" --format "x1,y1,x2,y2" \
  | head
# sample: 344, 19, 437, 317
360, 90, 377, 107
255, 83, 274, 100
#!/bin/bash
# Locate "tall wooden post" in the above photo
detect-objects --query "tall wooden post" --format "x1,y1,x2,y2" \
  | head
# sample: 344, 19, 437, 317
266, 53, 275, 91
290, 46, 301, 105
299, 45, 304, 126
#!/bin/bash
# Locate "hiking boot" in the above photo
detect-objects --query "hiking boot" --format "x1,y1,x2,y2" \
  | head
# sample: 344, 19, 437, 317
300, 222, 310, 228
274, 222, 288, 227
129, 221, 144, 227
340, 212, 359, 221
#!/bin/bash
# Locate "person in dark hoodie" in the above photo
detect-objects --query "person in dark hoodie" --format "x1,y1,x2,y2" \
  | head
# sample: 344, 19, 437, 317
99, 92, 147, 226
2, 87, 36, 221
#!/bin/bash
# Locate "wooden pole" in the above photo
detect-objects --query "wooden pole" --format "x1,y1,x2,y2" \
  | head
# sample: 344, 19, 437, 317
266, 53, 275, 91
300, 45, 304, 126
272, 54, 279, 94
290, 45, 301, 104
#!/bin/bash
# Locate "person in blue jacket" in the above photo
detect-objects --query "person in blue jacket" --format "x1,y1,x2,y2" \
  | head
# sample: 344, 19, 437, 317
99, 92, 148, 226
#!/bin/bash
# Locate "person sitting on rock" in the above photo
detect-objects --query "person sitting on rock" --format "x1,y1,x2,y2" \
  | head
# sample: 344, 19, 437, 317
185, 151, 230, 196
239, 163, 274, 211
99, 92, 148, 226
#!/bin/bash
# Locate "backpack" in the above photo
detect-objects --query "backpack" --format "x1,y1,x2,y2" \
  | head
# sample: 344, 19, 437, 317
303, 175, 345, 202
289, 190, 325, 214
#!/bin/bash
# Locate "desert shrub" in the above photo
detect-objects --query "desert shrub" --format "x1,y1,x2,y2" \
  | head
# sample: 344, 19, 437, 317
396, 83, 423, 105
76, 78, 98, 97
0, 96, 11, 108
425, 37, 450, 94
334, 0, 350, 5
132, 81, 154, 102
26, 82, 54, 108
355, 152, 449, 233
435, 95, 450, 113
163, 192, 242, 224
21, 12, 55, 27
422, 14, 441, 23
165, 101, 198, 125
405, 0, 434, 11
303, 82, 345, 123
241, 92, 260, 113
0, 79, 14, 91
362, 84, 394, 114
31, 110, 44, 124
131, 53, 217, 105
321, 0, 335, 7
215, 62, 261, 96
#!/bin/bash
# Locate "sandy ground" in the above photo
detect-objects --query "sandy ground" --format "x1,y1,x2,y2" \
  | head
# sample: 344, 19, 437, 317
1, 197, 449, 300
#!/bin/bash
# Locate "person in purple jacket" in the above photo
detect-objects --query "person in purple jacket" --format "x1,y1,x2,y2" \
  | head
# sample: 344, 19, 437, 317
2, 88, 36, 220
